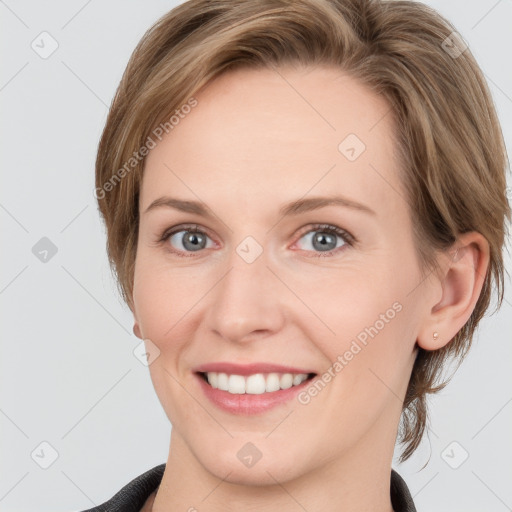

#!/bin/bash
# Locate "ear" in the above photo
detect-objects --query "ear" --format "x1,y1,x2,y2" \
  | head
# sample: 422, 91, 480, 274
128, 296, 143, 339
133, 321, 143, 339
417, 231, 490, 351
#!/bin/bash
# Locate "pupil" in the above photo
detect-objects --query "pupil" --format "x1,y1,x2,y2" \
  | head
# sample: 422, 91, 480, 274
184, 232, 204, 251
314, 232, 335, 251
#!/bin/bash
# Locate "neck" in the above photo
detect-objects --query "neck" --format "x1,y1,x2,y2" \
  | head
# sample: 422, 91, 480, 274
151, 421, 397, 512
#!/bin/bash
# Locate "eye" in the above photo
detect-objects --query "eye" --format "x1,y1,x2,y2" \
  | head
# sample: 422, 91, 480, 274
292, 224, 354, 257
160, 224, 215, 257
158, 222, 354, 258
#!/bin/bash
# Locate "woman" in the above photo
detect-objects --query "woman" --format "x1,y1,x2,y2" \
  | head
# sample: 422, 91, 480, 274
85, 0, 510, 510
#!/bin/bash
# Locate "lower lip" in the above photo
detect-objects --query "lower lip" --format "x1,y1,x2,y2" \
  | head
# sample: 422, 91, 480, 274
195, 373, 313, 415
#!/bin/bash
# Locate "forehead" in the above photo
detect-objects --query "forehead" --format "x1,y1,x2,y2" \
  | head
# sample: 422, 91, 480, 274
141, 65, 403, 216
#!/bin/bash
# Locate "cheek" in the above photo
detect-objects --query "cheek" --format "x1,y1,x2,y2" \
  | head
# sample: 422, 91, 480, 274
294, 261, 415, 395
132, 257, 215, 367
132, 254, 184, 341
132, 261, 196, 420
134, 280, 187, 342
289, 264, 397, 347
302, 286, 411, 436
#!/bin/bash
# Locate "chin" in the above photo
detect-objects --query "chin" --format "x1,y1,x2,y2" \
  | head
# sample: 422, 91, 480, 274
205, 455, 303, 487
190, 435, 313, 487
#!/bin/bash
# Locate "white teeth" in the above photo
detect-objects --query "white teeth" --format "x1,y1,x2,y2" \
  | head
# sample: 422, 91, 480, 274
208, 372, 218, 389
228, 374, 246, 394
280, 373, 293, 389
292, 374, 304, 386
217, 372, 228, 391
204, 372, 310, 395
246, 373, 267, 394
266, 373, 281, 392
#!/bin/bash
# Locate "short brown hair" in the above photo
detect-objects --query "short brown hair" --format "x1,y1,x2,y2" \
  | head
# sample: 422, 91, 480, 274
95, 0, 511, 462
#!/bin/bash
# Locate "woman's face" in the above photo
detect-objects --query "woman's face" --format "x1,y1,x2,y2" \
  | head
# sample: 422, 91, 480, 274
132, 65, 434, 484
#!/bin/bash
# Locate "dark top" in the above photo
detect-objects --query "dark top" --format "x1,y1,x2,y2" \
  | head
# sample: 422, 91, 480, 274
80, 463, 417, 511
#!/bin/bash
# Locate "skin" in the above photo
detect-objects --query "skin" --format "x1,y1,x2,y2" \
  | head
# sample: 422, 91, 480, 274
131, 65, 489, 511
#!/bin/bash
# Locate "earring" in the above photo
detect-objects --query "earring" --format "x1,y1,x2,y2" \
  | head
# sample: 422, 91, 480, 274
433, 331, 439, 340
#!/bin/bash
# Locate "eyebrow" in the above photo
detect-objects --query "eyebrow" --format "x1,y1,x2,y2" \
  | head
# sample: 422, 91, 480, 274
143, 195, 376, 217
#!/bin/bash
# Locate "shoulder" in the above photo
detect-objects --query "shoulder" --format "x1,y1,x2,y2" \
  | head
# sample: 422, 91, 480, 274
390, 469, 417, 512
72, 464, 415, 511
75, 463, 165, 512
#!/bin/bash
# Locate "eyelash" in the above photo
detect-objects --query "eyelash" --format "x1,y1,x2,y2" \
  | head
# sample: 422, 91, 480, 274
158, 223, 356, 258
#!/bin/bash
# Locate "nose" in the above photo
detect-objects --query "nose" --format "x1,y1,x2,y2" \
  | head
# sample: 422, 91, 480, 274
204, 246, 285, 345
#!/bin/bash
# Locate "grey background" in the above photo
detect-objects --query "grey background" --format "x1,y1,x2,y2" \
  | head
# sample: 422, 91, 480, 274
0, 1, 510, 511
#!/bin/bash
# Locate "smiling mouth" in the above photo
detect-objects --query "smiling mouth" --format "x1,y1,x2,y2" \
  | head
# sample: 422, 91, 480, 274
197, 371, 317, 395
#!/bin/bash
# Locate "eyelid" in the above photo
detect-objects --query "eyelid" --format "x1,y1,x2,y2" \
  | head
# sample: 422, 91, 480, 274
158, 222, 356, 257
159, 223, 210, 243
294, 223, 355, 245
158, 223, 217, 257
290, 223, 355, 257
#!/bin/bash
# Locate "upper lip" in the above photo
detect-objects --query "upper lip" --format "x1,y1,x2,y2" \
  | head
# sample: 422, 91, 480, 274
193, 362, 316, 376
